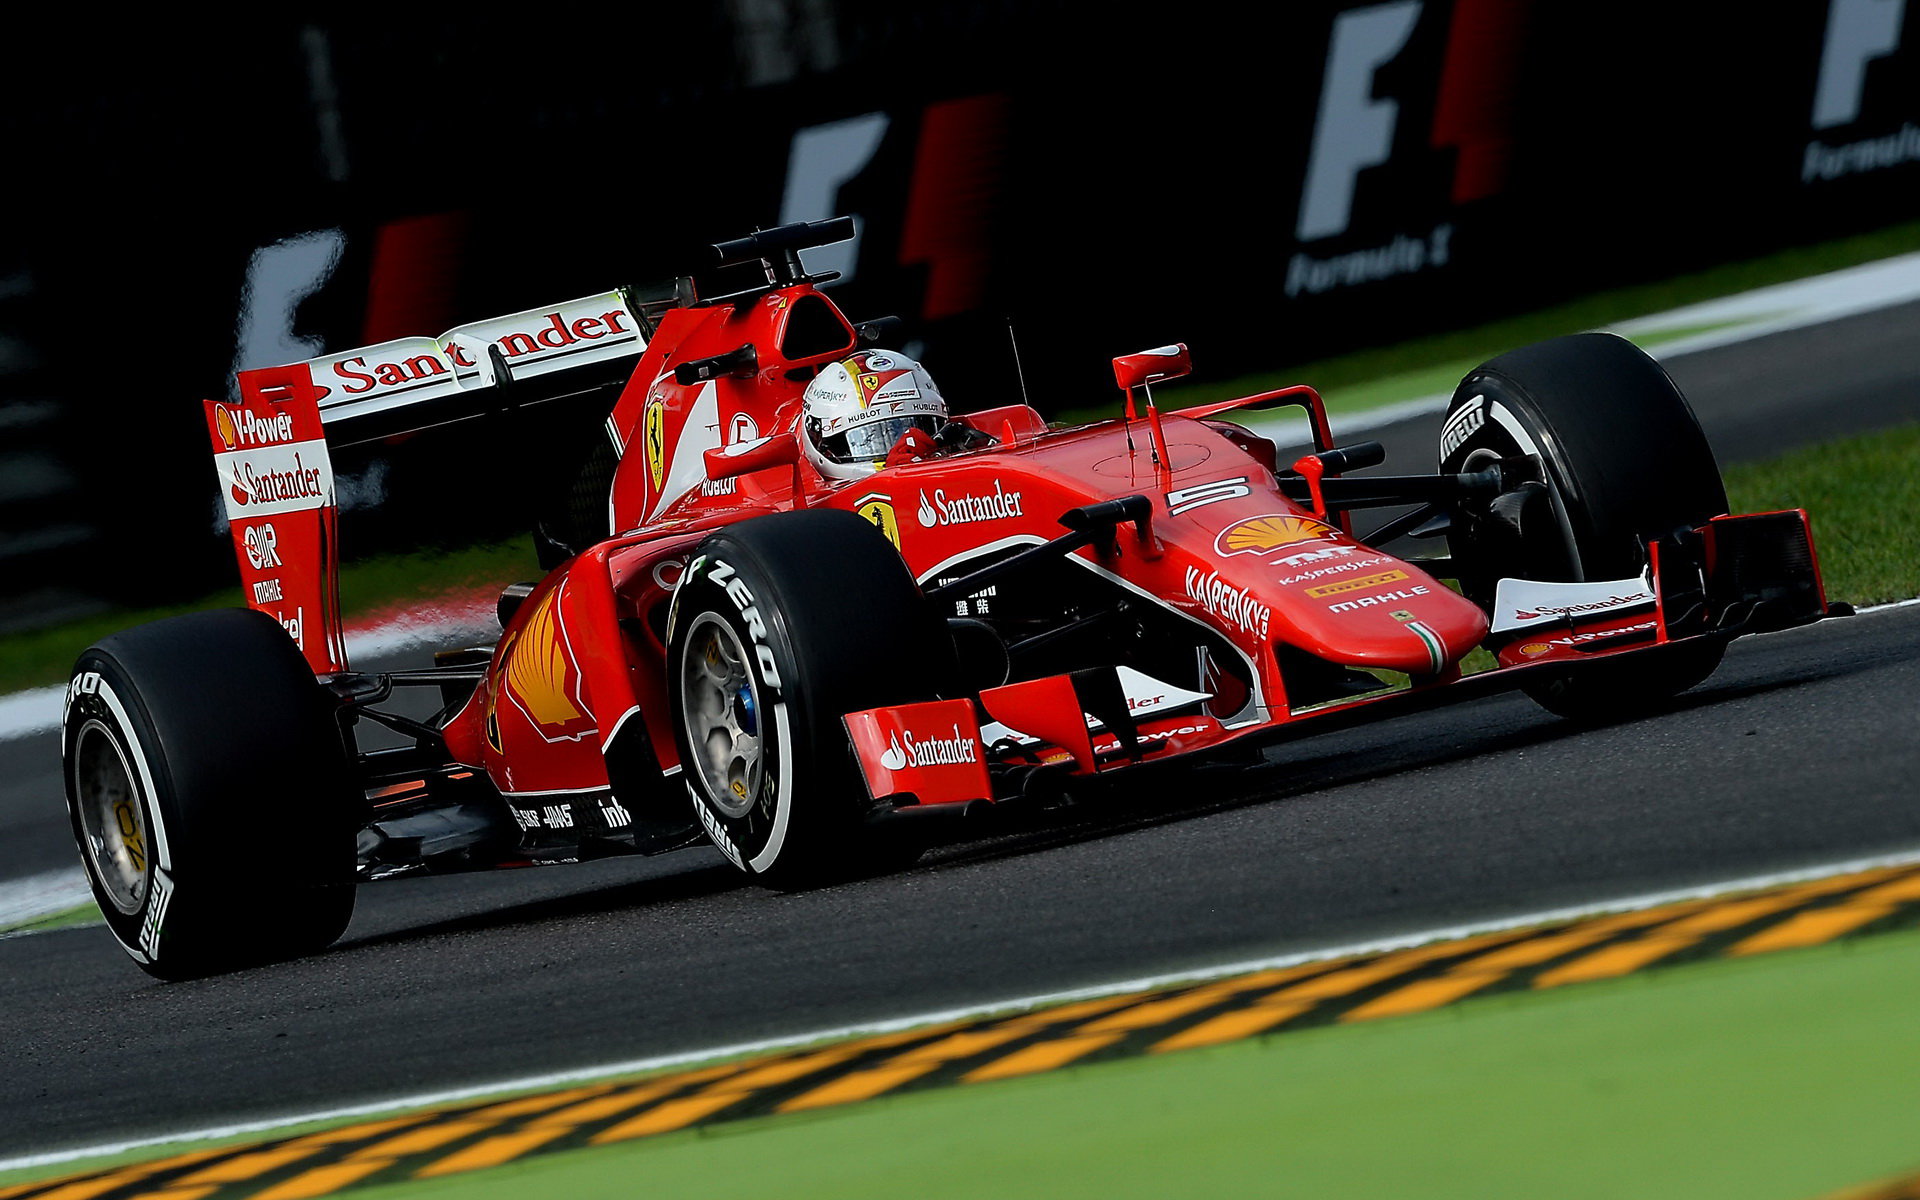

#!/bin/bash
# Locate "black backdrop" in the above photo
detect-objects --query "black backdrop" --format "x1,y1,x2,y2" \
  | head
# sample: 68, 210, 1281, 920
3, 1, 1916, 620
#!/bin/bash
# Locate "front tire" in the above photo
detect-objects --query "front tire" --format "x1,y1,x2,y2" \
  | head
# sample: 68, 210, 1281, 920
668, 509, 954, 888
63, 609, 358, 979
1441, 333, 1728, 719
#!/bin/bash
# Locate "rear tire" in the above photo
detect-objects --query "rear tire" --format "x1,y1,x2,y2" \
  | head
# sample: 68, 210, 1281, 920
62, 609, 358, 979
668, 509, 954, 888
1440, 333, 1728, 719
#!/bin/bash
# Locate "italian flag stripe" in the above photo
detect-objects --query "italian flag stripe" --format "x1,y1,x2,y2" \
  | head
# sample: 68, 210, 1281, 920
1408, 621, 1446, 675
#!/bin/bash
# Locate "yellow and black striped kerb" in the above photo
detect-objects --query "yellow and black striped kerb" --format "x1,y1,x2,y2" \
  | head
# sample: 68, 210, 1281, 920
10, 861, 1920, 1200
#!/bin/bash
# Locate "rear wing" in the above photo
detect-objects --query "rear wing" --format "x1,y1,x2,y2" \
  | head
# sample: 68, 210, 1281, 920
207, 289, 652, 673
269, 289, 651, 449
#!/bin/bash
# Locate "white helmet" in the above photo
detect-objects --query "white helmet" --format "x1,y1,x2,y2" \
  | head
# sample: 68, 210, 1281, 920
800, 350, 947, 480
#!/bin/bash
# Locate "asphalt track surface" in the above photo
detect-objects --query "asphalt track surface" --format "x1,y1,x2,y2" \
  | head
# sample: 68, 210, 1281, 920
2, 302, 1918, 1158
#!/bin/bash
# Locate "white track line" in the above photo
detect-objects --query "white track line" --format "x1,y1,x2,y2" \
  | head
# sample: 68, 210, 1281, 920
0, 612, 496, 745
1242, 249, 1920, 446
8, 842, 1920, 1175
0, 685, 64, 746
0, 868, 91, 931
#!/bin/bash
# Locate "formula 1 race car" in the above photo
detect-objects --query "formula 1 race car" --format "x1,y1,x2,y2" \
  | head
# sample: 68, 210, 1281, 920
62, 218, 1842, 977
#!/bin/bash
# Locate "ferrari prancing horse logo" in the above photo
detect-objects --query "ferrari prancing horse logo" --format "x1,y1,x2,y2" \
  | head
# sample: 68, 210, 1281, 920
854, 493, 901, 548
644, 398, 667, 491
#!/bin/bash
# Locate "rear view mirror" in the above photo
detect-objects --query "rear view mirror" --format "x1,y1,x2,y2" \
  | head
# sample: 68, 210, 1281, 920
704, 431, 800, 481
1112, 344, 1192, 392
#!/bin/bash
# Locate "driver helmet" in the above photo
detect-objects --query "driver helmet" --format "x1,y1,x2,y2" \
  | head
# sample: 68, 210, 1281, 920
800, 350, 947, 480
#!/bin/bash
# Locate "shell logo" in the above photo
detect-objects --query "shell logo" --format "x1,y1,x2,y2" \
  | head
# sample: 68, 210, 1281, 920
1518, 642, 1553, 658
499, 589, 596, 740
1215, 514, 1339, 558
644, 398, 667, 491
214, 405, 239, 450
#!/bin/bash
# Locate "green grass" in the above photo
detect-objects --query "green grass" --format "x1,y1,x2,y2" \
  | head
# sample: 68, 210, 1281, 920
1058, 216, 1920, 423
0, 902, 102, 936
1251, 317, 1763, 424
328, 539, 536, 616
0, 538, 536, 696
301, 926, 1920, 1200
1725, 422, 1920, 606
1396, 416, 1920, 674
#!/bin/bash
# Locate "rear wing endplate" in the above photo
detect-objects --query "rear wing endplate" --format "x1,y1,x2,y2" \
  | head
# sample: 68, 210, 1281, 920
204, 382, 348, 674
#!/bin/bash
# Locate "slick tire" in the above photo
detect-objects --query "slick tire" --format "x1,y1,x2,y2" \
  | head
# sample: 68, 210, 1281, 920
62, 608, 358, 979
668, 509, 955, 889
1440, 333, 1727, 719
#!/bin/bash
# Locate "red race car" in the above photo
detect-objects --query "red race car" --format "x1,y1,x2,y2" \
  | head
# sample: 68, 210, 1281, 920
61, 219, 1842, 977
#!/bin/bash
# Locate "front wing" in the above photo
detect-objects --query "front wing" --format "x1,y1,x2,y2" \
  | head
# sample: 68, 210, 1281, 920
844, 508, 1839, 811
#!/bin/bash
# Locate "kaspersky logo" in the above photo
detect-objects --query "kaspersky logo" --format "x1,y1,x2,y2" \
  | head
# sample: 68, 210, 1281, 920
1289, 0, 1523, 296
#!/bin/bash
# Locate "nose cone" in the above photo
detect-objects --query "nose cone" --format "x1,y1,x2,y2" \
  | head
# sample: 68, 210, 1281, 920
1271, 566, 1490, 676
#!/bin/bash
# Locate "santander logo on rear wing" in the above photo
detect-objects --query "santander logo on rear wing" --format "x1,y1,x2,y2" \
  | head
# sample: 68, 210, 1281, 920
208, 289, 647, 674
297, 289, 646, 439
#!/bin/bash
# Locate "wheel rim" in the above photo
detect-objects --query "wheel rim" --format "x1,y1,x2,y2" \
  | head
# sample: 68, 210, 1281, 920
1457, 412, 1582, 587
71, 720, 150, 915
679, 614, 766, 819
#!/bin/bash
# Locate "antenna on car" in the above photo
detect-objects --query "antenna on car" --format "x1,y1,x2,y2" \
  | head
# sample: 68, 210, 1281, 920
1007, 317, 1032, 411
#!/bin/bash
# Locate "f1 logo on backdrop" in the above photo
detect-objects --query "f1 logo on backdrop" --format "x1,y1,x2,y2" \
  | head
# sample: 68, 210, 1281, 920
780, 95, 1010, 321
1805, 0, 1917, 183
1298, 2, 1425, 242
1289, 0, 1526, 297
